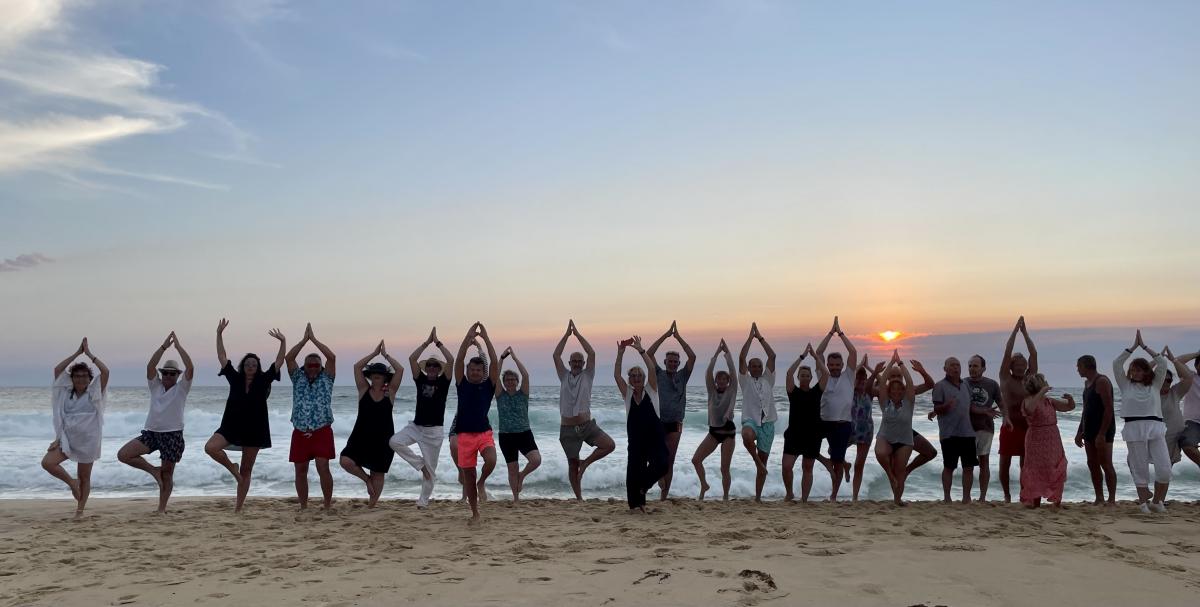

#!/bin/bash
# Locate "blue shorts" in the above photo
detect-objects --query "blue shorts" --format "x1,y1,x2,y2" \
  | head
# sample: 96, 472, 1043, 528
742, 419, 776, 455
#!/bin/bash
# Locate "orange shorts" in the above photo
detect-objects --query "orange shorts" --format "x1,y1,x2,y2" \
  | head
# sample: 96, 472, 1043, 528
456, 430, 495, 469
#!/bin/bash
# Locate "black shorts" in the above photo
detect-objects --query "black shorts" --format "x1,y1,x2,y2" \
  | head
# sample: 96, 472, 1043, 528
498, 430, 539, 464
940, 436, 978, 470
822, 421, 853, 463
708, 421, 737, 441
136, 430, 186, 463
783, 428, 822, 459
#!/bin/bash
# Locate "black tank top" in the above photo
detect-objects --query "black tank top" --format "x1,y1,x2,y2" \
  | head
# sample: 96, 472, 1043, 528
1082, 378, 1105, 425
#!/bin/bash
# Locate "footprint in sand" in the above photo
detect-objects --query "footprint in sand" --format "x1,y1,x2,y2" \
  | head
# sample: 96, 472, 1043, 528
933, 543, 985, 552
632, 570, 670, 585
518, 577, 554, 583
409, 565, 445, 575
595, 557, 631, 565
802, 548, 845, 557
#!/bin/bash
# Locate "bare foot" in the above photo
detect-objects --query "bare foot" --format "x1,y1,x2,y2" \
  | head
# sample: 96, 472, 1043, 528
578, 460, 592, 483
67, 478, 81, 501
223, 462, 240, 482
784, 494, 795, 503
843, 464, 850, 483
420, 465, 434, 481
468, 515, 482, 527
150, 466, 164, 490
698, 480, 710, 500
74, 509, 84, 520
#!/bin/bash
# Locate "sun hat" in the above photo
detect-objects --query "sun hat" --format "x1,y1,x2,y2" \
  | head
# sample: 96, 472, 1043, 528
159, 360, 184, 374
362, 362, 394, 382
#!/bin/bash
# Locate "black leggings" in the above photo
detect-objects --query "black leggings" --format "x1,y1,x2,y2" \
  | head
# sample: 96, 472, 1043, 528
626, 402, 669, 509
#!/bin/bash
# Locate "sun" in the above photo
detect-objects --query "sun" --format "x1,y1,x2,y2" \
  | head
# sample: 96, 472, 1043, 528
879, 331, 901, 342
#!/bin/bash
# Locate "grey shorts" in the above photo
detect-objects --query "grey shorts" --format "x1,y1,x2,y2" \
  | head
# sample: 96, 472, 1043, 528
1183, 421, 1200, 449
559, 420, 605, 460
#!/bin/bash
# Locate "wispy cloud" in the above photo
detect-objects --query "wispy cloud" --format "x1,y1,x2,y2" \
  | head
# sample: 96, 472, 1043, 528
0, 0, 258, 187
0, 252, 54, 273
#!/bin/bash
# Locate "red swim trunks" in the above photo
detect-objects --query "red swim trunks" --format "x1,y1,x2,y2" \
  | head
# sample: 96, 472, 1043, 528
999, 420, 1028, 457
457, 430, 495, 469
289, 425, 336, 462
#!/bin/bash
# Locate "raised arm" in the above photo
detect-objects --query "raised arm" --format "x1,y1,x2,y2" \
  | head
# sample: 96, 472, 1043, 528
633, 336, 657, 392
216, 318, 229, 369
148, 333, 173, 381
1168, 349, 1194, 393
646, 325, 672, 363
454, 323, 478, 383
614, 341, 629, 394
815, 317, 836, 361
1049, 392, 1076, 413
1179, 350, 1200, 367
307, 324, 337, 379
285, 328, 309, 375
738, 328, 754, 375
477, 323, 500, 385
675, 322, 698, 372
54, 339, 85, 379
1113, 343, 1134, 393
268, 328, 287, 371
910, 359, 935, 394
813, 344, 830, 390
877, 356, 897, 403
1021, 319, 1038, 374
553, 322, 572, 376
899, 357, 916, 402
837, 318, 858, 371
1023, 386, 1051, 416
785, 351, 804, 393
409, 328, 435, 380
510, 350, 531, 395
575, 321, 597, 373
81, 338, 109, 393
381, 344, 405, 400
353, 341, 383, 396
999, 317, 1020, 378
174, 333, 195, 381
759, 331, 776, 374
706, 347, 720, 392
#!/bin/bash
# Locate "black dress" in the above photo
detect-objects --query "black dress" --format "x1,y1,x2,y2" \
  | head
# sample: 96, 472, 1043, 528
216, 360, 279, 449
341, 391, 396, 473
626, 389, 669, 510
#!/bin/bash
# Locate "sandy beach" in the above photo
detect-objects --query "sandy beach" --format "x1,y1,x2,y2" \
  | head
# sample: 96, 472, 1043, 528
2, 498, 1198, 606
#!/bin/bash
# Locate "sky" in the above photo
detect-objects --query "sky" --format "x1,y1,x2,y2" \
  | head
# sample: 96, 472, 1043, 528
2, 0, 1198, 386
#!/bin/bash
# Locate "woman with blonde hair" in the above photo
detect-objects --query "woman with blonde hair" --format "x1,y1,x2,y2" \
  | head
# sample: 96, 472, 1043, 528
874, 350, 915, 505
1018, 373, 1073, 508
616, 336, 667, 513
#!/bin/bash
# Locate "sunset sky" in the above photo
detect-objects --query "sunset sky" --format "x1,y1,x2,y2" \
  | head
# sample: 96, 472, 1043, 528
2, 1, 1198, 386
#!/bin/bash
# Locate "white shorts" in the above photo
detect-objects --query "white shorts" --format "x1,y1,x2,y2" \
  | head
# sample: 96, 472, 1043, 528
975, 431, 994, 457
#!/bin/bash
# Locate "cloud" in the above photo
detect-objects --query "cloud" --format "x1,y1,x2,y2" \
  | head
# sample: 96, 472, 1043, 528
0, 252, 54, 273
0, 0, 255, 187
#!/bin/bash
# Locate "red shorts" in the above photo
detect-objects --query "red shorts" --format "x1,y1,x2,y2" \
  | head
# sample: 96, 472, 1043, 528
998, 421, 1027, 457
289, 425, 336, 462
456, 430, 495, 469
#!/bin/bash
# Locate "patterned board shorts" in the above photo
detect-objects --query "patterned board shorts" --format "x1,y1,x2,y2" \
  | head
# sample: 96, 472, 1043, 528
137, 430, 186, 463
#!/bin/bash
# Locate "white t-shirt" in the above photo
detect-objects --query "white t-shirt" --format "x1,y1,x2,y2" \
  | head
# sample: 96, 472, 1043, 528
558, 368, 595, 418
739, 369, 777, 424
820, 372, 855, 422
145, 377, 191, 432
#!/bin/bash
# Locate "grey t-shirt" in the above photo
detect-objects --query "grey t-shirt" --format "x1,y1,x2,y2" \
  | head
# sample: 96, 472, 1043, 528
966, 377, 1002, 434
655, 364, 693, 424
932, 378, 977, 438
707, 384, 738, 427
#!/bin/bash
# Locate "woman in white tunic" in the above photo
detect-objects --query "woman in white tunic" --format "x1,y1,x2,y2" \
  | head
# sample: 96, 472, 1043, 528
43, 338, 109, 518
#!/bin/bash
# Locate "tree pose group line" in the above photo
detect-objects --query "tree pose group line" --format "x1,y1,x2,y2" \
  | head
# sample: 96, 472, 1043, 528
43, 317, 1200, 520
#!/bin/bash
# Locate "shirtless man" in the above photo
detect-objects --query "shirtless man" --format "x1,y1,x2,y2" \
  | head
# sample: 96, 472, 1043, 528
1176, 349, 1200, 473
998, 316, 1038, 503
554, 320, 615, 500
646, 321, 697, 500
739, 322, 777, 502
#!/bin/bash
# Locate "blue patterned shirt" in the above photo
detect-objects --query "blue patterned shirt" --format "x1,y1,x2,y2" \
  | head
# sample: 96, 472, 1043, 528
290, 368, 335, 432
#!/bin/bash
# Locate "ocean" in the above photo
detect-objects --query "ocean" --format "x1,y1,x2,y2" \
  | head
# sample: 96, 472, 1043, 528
2, 385, 1197, 502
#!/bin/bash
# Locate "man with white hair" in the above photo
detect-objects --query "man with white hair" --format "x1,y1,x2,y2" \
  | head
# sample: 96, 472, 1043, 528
738, 322, 777, 502
554, 320, 614, 500
117, 332, 195, 513
815, 316, 859, 502
931, 356, 977, 504
646, 320, 697, 500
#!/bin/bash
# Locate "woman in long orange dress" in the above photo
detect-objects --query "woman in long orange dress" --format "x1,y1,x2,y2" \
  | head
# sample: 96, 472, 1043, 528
1019, 373, 1075, 508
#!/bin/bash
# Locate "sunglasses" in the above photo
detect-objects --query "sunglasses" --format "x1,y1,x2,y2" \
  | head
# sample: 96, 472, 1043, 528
305, 363, 321, 368
161, 371, 180, 377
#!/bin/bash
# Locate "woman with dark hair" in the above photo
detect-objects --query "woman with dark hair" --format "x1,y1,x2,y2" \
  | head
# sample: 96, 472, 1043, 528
45, 338, 109, 518
1114, 330, 1172, 513
341, 340, 404, 507
874, 350, 915, 506
204, 319, 285, 513
1018, 373, 1073, 508
848, 355, 878, 502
